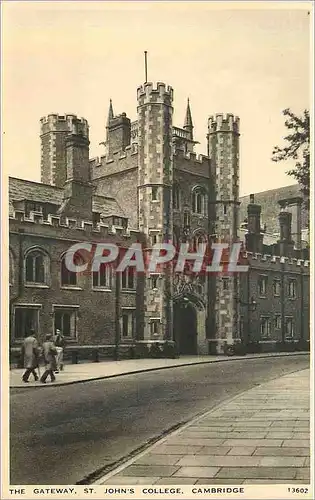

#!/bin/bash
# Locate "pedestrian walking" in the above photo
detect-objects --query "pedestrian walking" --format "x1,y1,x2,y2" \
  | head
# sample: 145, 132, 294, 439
54, 329, 66, 373
21, 329, 40, 383
40, 334, 58, 384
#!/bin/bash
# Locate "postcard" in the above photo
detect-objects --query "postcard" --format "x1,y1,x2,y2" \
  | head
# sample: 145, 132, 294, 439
1, 1, 313, 499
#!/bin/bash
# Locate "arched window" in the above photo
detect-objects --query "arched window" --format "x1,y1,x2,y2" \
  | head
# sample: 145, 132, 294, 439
173, 184, 180, 210
192, 186, 208, 215
93, 263, 112, 289
60, 250, 86, 288
61, 255, 77, 287
25, 248, 49, 284
192, 232, 207, 252
9, 249, 14, 286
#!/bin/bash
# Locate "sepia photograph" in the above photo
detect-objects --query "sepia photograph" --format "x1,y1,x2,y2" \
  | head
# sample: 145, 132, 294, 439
1, 1, 313, 498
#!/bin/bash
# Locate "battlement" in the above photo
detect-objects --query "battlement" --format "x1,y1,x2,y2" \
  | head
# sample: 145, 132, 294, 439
40, 113, 89, 138
137, 82, 174, 104
90, 143, 138, 172
208, 114, 240, 134
173, 149, 209, 165
243, 251, 309, 269
9, 210, 138, 239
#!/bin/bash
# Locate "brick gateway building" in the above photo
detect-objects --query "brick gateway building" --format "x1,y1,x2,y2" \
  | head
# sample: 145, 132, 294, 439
9, 81, 310, 360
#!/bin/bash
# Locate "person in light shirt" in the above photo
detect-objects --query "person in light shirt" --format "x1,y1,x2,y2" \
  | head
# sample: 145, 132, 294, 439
54, 329, 66, 373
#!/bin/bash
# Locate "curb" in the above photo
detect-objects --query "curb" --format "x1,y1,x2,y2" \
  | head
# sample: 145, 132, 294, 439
85, 367, 310, 485
10, 351, 309, 389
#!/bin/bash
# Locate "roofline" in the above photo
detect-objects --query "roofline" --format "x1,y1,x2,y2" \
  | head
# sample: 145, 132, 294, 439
240, 183, 300, 199
9, 176, 63, 191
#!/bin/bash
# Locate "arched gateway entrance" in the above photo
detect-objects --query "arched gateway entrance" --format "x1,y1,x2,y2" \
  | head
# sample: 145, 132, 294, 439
172, 273, 206, 355
173, 302, 198, 355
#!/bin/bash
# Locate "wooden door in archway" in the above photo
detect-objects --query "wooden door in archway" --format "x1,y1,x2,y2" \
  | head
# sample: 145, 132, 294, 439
173, 303, 198, 355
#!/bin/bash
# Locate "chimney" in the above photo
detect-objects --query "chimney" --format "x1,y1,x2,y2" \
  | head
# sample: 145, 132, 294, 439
277, 202, 295, 257
245, 194, 264, 253
58, 117, 93, 221
283, 197, 303, 251
107, 112, 131, 157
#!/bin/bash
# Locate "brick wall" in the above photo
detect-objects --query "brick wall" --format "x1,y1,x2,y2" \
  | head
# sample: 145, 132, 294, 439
239, 255, 310, 348
9, 218, 140, 348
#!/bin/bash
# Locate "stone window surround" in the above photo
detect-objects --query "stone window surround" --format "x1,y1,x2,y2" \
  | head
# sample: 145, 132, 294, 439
258, 274, 268, 298
285, 316, 294, 338
121, 267, 136, 291
60, 253, 83, 290
192, 230, 207, 252
24, 246, 50, 287
274, 314, 282, 330
52, 304, 79, 341
273, 279, 281, 297
92, 263, 112, 290
149, 317, 161, 336
192, 185, 208, 216
121, 307, 136, 338
12, 303, 42, 342
260, 315, 271, 339
288, 279, 297, 299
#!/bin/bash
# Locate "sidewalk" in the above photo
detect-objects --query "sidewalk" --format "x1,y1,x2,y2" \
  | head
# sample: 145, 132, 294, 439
10, 352, 308, 388
96, 369, 310, 485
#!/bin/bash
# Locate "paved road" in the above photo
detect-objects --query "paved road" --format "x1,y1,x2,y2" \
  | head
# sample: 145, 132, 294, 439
10, 354, 309, 485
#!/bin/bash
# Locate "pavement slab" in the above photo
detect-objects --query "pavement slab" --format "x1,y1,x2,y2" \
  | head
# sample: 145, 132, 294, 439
282, 439, 310, 447
214, 466, 298, 480
227, 447, 257, 456
194, 479, 245, 484
102, 476, 161, 485
135, 455, 183, 466
119, 465, 181, 477
99, 369, 310, 485
176, 456, 262, 467
174, 467, 221, 478
154, 478, 199, 485
253, 447, 310, 456
150, 445, 204, 455
295, 468, 311, 480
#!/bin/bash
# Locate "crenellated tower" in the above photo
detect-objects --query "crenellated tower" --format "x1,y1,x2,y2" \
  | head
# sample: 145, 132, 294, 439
208, 113, 241, 353
137, 82, 174, 342
40, 114, 88, 187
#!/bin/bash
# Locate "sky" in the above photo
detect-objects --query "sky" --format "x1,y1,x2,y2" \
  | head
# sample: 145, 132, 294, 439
2, 1, 311, 196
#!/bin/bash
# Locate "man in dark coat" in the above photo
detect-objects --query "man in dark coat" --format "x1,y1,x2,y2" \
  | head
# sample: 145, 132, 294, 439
21, 329, 40, 383
40, 334, 58, 383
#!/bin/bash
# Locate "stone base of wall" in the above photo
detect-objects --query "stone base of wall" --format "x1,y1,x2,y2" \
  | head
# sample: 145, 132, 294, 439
207, 338, 310, 355
9, 338, 309, 367
247, 339, 310, 354
10, 340, 179, 367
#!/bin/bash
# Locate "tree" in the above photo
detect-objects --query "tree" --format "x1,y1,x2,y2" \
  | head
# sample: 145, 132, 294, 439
272, 109, 310, 200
